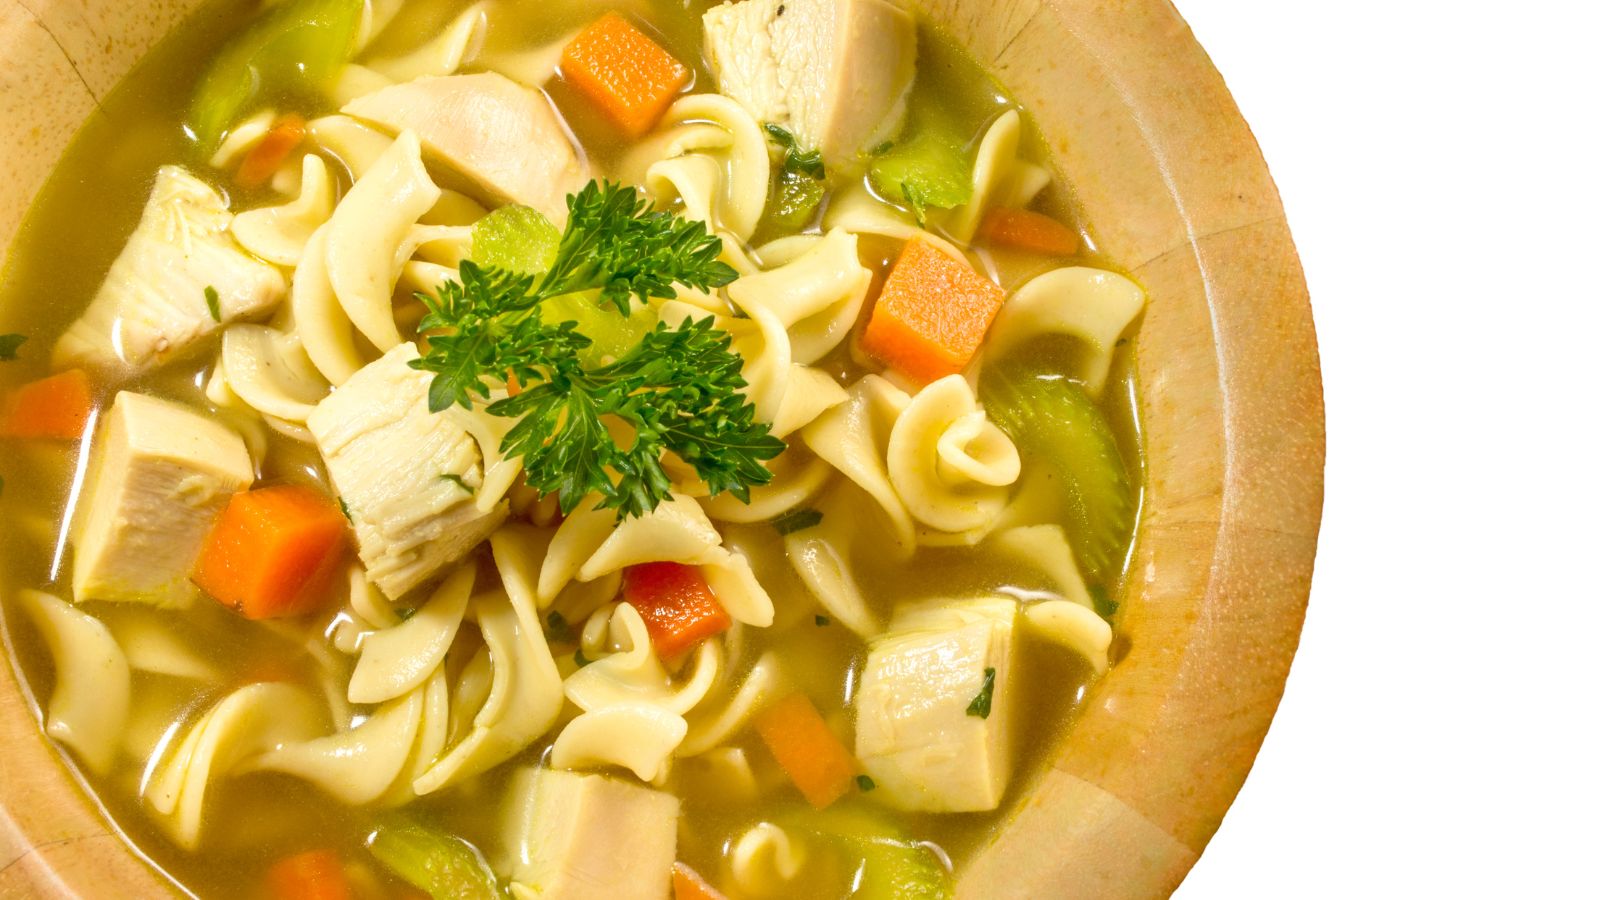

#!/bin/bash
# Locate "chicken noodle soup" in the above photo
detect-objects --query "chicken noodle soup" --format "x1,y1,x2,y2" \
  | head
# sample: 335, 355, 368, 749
0, 0, 1146, 896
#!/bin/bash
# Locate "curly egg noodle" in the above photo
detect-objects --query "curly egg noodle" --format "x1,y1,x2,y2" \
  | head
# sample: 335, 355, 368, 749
0, 0, 1148, 896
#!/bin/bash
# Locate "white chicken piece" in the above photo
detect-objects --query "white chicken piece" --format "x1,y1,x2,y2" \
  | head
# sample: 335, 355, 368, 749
703, 0, 917, 165
53, 166, 286, 377
342, 72, 588, 224
504, 767, 679, 900
306, 343, 507, 600
855, 596, 1018, 812
72, 392, 254, 608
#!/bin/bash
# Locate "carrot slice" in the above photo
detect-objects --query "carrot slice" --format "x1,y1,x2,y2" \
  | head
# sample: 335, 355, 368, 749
861, 237, 1007, 383
561, 13, 690, 138
265, 849, 351, 900
672, 862, 728, 900
622, 562, 733, 662
0, 369, 94, 440
754, 693, 858, 809
979, 207, 1080, 258
194, 484, 349, 620
236, 114, 307, 190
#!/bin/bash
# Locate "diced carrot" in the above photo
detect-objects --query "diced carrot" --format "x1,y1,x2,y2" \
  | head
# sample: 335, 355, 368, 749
194, 484, 349, 620
861, 237, 1007, 383
0, 369, 94, 440
622, 562, 732, 662
753, 693, 858, 809
236, 114, 307, 190
672, 862, 728, 900
265, 849, 351, 900
561, 13, 690, 138
979, 207, 1080, 258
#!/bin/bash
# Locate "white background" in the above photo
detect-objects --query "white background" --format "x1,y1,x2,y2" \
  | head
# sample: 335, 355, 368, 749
1173, 2, 1600, 896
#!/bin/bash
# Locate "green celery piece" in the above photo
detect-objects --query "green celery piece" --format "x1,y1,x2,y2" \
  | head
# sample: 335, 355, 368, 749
469, 205, 656, 364
867, 107, 973, 225
787, 805, 952, 900
759, 170, 827, 239
979, 355, 1133, 581
186, 0, 363, 152
366, 817, 503, 900
471, 205, 561, 274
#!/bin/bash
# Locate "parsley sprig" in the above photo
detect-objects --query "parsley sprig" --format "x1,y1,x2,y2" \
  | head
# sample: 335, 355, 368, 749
410, 181, 784, 520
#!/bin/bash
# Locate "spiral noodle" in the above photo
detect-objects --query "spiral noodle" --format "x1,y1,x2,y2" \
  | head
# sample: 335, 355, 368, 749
729, 822, 809, 898
947, 109, 1051, 243
885, 374, 1021, 537
623, 93, 770, 243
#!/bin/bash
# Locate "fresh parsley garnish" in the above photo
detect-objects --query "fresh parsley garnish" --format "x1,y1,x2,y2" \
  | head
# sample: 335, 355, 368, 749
770, 507, 823, 536
966, 667, 997, 719
204, 285, 221, 323
0, 334, 25, 361
411, 181, 780, 521
438, 473, 474, 495
856, 774, 876, 792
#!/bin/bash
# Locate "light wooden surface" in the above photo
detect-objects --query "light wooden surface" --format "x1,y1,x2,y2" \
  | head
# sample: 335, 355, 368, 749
0, 0, 1323, 897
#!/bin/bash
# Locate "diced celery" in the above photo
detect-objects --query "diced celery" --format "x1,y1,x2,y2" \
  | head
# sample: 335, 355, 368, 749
979, 355, 1133, 581
187, 0, 364, 151
788, 805, 952, 900
471, 206, 561, 275
468, 206, 656, 364
757, 170, 827, 240
366, 816, 503, 900
867, 107, 973, 226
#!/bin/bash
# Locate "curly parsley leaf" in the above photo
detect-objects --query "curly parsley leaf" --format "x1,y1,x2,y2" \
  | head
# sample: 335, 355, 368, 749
410, 181, 782, 521
537, 181, 738, 316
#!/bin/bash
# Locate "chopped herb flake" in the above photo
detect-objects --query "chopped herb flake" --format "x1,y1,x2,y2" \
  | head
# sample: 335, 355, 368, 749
546, 611, 571, 643
770, 507, 823, 536
439, 473, 475, 495
1089, 584, 1119, 620
764, 123, 826, 179
204, 285, 221, 323
855, 774, 876, 792
573, 648, 592, 668
814, 614, 831, 627
338, 497, 353, 522
966, 667, 996, 719
0, 334, 26, 361
395, 606, 418, 621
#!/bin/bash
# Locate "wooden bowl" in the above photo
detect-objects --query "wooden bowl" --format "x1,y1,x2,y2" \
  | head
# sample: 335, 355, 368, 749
0, 0, 1324, 896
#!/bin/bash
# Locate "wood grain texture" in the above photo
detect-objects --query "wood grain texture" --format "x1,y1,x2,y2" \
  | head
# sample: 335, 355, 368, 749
0, 0, 1324, 897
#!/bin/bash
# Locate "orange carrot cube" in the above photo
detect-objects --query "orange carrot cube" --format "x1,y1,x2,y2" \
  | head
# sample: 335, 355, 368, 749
754, 692, 858, 809
979, 207, 1080, 258
0, 369, 95, 440
622, 562, 733, 662
194, 484, 349, 620
561, 13, 690, 138
672, 862, 728, 900
861, 238, 1007, 382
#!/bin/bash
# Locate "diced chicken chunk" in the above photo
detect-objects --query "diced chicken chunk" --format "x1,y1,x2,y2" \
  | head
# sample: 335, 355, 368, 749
343, 73, 588, 223
72, 392, 254, 607
53, 166, 286, 377
504, 768, 679, 900
855, 596, 1017, 812
703, 0, 917, 164
306, 344, 507, 600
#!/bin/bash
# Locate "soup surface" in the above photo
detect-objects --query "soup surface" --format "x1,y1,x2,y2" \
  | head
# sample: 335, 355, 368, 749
0, 1, 1146, 897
